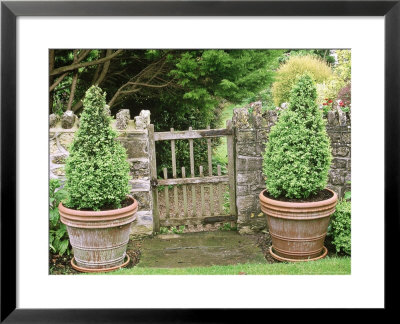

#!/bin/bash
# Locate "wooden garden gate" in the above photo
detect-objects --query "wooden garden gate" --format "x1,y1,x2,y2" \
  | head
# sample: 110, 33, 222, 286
148, 121, 236, 233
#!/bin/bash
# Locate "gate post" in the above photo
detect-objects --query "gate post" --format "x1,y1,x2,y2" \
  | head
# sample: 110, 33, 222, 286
148, 124, 160, 234
226, 120, 237, 217
118, 110, 154, 238
232, 102, 278, 234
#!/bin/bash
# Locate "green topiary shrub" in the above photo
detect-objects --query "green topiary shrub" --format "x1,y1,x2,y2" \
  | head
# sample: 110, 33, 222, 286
327, 200, 351, 255
272, 55, 332, 107
263, 74, 332, 199
64, 85, 130, 210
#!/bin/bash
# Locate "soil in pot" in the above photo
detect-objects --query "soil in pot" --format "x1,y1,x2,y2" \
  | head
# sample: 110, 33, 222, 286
262, 188, 333, 203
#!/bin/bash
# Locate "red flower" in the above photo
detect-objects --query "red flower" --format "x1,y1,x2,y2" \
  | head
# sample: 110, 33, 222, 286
323, 103, 327, 106
328, 99, 333, 103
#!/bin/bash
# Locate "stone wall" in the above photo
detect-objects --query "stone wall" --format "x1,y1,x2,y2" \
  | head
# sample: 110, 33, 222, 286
326, 109, 352, 198
49, 109, 153, 238
232, 102, 351, 234
49, 103, 351, 237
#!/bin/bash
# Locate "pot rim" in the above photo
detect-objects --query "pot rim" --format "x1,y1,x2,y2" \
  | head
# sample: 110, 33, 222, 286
259, 188, 338, 208
59, 195, 138, 217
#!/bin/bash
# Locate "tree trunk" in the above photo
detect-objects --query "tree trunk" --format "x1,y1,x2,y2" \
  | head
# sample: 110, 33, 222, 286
72, 50, 109, 113
49, 50, 55, 114
67, 50, 79, 111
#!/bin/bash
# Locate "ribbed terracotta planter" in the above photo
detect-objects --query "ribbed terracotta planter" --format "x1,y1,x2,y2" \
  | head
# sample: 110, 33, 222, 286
59, 196, 138, 272
259, 189, 337, 261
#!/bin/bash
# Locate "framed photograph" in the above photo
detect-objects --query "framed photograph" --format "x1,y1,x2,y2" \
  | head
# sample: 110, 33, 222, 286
1, 0, 398, 321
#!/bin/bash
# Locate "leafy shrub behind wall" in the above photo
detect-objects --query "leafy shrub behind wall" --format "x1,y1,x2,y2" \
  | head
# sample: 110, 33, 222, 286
272, 55, 332, 107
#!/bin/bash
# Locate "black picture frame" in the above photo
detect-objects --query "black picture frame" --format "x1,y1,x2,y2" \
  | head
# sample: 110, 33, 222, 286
1, 0, 398, 321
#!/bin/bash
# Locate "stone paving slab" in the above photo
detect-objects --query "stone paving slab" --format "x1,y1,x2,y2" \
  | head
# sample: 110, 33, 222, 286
137, 231, 266, 268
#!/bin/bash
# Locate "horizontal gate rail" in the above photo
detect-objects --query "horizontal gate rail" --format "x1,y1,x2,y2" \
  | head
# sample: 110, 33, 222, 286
158, 175, 229, 186
154, 128, 232, 141
160, 215, 236, 227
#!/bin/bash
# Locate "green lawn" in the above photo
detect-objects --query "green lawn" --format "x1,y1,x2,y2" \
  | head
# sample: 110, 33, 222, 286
92, 256, 350, 275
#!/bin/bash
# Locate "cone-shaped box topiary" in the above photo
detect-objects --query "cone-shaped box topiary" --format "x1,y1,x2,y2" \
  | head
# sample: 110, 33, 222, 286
263, 73, 332, 199
260, 74, 337, 262
64, 85, 130, 211
59, 86, 137, 272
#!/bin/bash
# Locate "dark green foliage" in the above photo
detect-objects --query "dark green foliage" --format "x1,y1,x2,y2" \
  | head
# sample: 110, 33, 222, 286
154, 50, 283, 174
263, 74, 332, 198
327, 200, 351, 255
52, 49, 283, 176
49, 179, 70, 256
64, 86, 130, 210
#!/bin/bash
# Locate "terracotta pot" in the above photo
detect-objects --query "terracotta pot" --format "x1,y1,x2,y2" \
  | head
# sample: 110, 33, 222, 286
259, 189, 337, 261
59, 196, 138, 272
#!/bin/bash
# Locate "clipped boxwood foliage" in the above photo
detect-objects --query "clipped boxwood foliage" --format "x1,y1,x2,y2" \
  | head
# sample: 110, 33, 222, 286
327, 200, 351, 255
272, 55, 332, 107
263, 74, 332, 199
65, 86, 130, 210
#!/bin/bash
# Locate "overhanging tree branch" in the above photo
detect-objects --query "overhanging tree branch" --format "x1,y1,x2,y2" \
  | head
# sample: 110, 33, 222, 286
50, 49, 123, 76
49, 49, 92, 92
120, 80, 174, 91
107, 57, 170, 107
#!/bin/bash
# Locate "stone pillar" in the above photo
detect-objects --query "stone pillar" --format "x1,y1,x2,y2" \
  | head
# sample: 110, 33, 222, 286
116, 110, 153, 238
232, 102, 278, 234
326, 107, 351, 198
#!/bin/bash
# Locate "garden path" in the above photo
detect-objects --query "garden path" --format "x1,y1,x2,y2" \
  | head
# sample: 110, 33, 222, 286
136, 231, 267, 268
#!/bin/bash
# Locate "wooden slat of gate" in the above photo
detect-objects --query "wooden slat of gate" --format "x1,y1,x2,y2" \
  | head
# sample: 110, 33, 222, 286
148, 124, 160, 233
182, 167, 188, 217
217, 165, 224, 215
199, 166, 205, 217
170, 128, 179, 217
188, 127, 196, 217
207, 126, 214, 216
163, 168, 170, 218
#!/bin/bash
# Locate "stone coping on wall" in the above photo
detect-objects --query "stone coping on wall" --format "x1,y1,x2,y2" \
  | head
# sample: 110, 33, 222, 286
49, 120, 147, 133
49, 108, 151, 131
